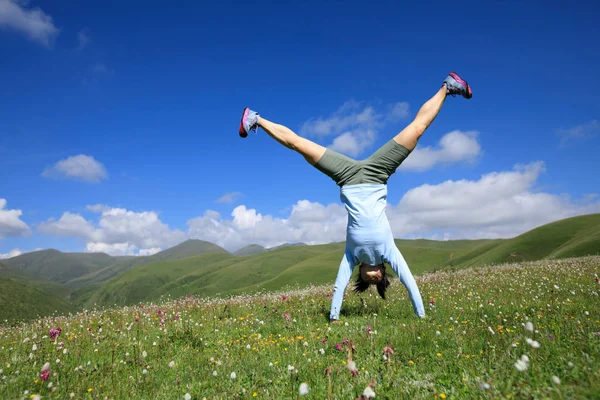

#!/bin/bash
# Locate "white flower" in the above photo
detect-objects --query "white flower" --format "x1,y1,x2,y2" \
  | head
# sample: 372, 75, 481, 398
56, 359, 61, 364
32, 396, 41, 400
70, 393, 75, 398
230, 372, 236, 379
0, 369, 3, 375
169, 361, 175, 368
303, 341, 308, 347
269, 362, 273, 367
345, 322, 348, 326
525, 322, 534, 332
153, 342, 157, 346
363, 385, 376, 398
184, 394, 192, 400
319, 348, 325, 355
568, 361, 574, 367
212, 370, 217, 376
246, 344, 251, 349
142, 369, 148, 375
63, 348, 68, 355
288, 365, 295, 371
23, 338, 30, 343
217, 360, 222, 366
48, 382, 53, 388
42, 362, 51, 372
487, 326, 495, 335
479, 382, 491, 390
299, 382, 309, 396
526, 338, 540, 349
552, 376, 561, 385
436, 331, 441, 335
142, 351, 147, 358
347, 361, 357, 372
515, 355, 530, 372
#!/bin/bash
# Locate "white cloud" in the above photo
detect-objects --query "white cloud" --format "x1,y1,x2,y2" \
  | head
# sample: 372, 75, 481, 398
400, 130, 481, 171
76, 28, 89, 50
187, 201, 348, 252
216, 192, 242, 204
0, 0, 59, 48
0, 248, 22, 259
0, 198, 31, 239
300, 101, 410, 157
557, 120, 599, 146
189, 162, 600, 251
86, 204, 110, 213
138, 247, 161, 256
36, 162, 600, 254
42, 154, 108, 183
39, 207, 186, 256
387, 161, 600, 239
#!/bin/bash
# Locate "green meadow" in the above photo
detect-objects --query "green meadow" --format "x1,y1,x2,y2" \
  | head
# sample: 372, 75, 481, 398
1, 256, 598, 399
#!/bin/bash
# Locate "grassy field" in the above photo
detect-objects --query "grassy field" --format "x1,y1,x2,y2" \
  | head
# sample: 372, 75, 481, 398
1, 256, 598, 399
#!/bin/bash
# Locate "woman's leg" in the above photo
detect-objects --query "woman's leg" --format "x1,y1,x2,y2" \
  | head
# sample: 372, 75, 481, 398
393, 85, 447, 151
258, 117, 326, 165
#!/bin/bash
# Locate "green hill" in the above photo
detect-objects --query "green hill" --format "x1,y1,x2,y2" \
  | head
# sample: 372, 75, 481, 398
68, 240, 229, 302
445, 213, 600, 269
0, 277, 75, 323
82, 238, 490, 307
234, 244, 266, 256
82, 214, 600, 308
3, 249, 116, 284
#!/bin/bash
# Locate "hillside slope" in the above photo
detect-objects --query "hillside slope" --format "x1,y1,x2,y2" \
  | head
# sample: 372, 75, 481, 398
446, 213, 600, 269
3, 249, 116, 284
67, 240, 228, 291
0, 277, 75, 323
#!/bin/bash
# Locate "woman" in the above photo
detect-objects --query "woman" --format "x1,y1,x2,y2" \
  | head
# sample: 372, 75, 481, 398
238, 72, 472, 322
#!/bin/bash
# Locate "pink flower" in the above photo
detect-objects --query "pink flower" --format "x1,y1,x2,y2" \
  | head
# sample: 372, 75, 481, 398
321, 338, 327, 344
366, 326, 372, 333
335, 344, 343, 351
284, 313, 290, 321
135, 317, 139, 322
429, 298, 435, 305
174, 314, 180, 320
343, 339, 349, 345
40, 370, 50, 381
49, 328, 62, 339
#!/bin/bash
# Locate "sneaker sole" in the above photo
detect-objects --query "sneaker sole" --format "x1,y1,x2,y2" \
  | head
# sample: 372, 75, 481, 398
449, 72, 472, 99
239, 107, 249, 138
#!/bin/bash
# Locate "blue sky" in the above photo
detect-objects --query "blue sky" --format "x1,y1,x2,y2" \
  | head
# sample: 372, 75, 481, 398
1, 0, 599, 256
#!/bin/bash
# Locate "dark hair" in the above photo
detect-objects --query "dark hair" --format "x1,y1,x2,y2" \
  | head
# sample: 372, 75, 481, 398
353, 264, 390, 299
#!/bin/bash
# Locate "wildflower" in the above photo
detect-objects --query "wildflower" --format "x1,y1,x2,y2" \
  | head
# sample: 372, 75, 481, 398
363, 385, 376, 398
546, 334, 555, 340
184, 394, 192, 400
212, 371, 217, 376
319, 348, 325, 355
436, 353, 442, 357
382, 346, 394, 356
31, 396, 41, 400
479, 382, 491, 390
347, 361, 358, 375
440, 394, 446, 399
49, 328, 62, 339
525, 322, 534, 332
436, 331, 441, 335
142, 351, 147, 358
552, 376, 561, 385
526, 338, 540, 349
336, 344, 343, 351
70, 394, 75, 398
169, 361, 175, 368
515, 355, 529, 372
246, 344, 251, 350
88, 388, 92, 393
63, 348, 68, 355
287, 365, 295, 371
299, 382, 309, 396
284, 313, 290, 321
230, 372, 236, 379
366, 326, 372, 333
142, 369, 148, 375
321, 338, 327, 344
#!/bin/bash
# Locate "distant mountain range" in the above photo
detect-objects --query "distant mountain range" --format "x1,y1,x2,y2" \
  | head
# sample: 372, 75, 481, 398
1, 213, 599, 323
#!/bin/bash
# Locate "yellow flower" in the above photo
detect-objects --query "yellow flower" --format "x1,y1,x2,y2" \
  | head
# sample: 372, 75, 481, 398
342, 360, 347, 365
88, 388, 93, 393
462, 377, 467, 382
437, 353, 442, 357
253, 393, 257, 397
409, 360, 414, 364
440, 394, 446, 399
